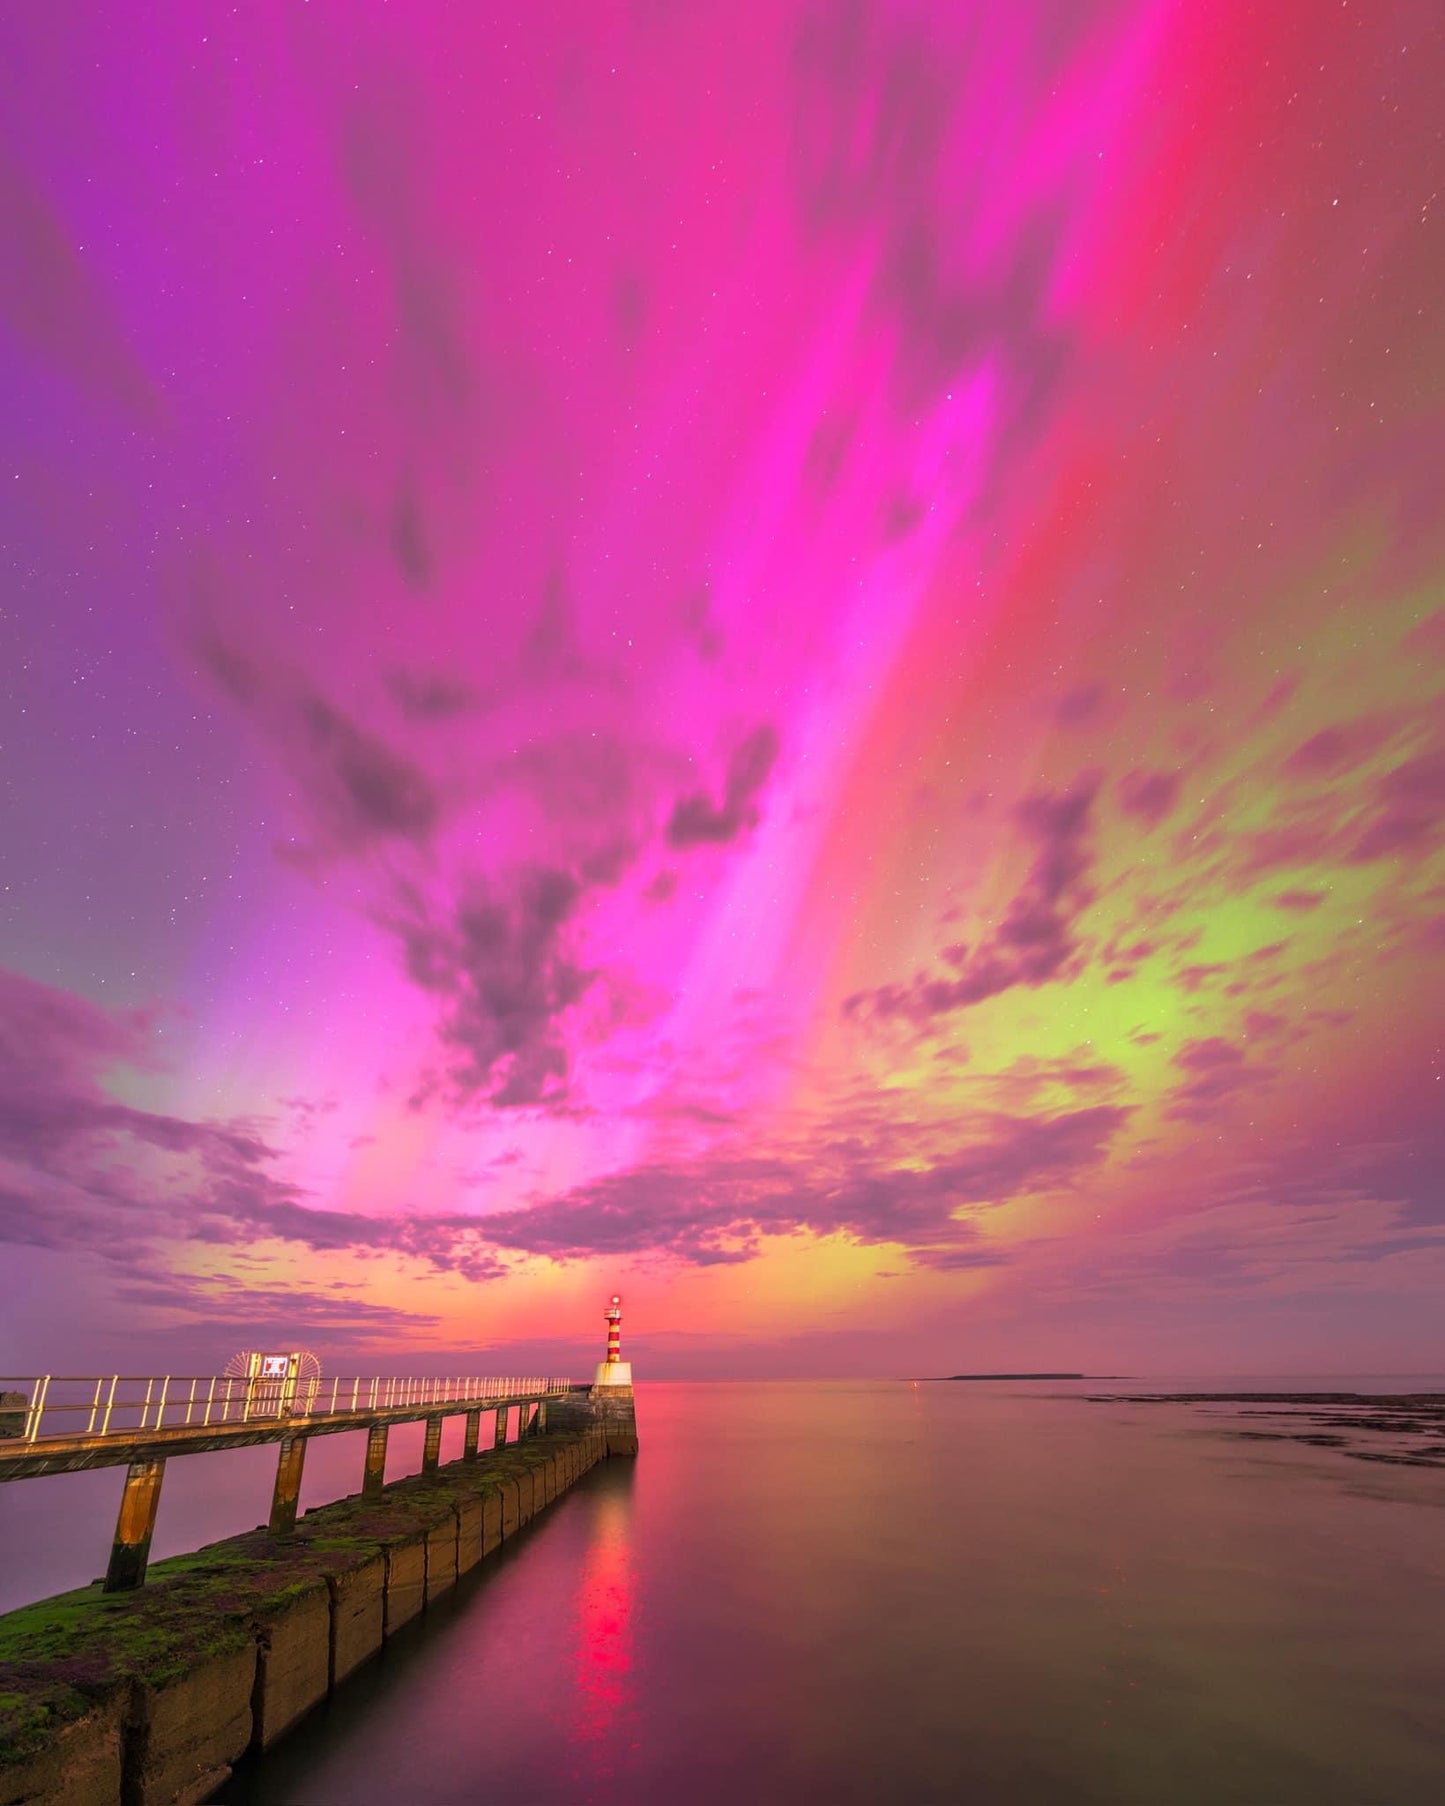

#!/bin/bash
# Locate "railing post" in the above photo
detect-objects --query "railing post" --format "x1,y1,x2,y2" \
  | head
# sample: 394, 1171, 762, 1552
25, 1376, 51, 1442
104, 1457, 165, 1591
270, 1433, 307, 1535
363, 1422, 388, 1496
494, 1403, 508, 1449
463, 1409, 481, 1459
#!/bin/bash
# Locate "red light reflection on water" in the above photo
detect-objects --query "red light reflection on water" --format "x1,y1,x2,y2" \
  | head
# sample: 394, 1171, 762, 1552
568, 1486, 638, 1780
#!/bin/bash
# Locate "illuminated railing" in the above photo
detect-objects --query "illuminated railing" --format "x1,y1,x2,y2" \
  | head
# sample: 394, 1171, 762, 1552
0, 1375, 574, 1445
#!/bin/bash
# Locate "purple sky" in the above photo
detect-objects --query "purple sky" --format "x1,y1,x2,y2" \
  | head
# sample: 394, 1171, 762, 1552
2, 1, 1443, 1379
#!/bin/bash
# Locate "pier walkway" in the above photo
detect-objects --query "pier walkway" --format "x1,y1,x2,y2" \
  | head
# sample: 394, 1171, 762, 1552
0, 1373, 575, 1589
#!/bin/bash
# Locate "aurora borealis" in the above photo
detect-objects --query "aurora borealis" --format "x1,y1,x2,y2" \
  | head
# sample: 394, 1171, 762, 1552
1, 0, 1441, 1378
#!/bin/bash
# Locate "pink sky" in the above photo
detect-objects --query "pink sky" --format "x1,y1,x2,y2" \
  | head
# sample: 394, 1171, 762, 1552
1, 0, 1442, 1378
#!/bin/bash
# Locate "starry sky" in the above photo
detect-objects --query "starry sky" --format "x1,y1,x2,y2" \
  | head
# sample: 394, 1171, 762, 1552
2, 1, 1442, 1379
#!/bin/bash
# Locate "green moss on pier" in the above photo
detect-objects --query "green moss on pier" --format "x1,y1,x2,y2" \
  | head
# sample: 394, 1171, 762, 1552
0, 1432, 585, 1769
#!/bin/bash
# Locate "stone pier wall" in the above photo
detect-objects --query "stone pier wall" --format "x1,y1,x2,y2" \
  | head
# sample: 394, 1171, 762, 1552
0, 1423, 622, 1806
547, 1382, 639, 1455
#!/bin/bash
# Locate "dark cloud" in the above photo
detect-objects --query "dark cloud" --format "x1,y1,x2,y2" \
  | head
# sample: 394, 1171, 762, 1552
802, 410, 857, 497
679, 583, 724, 661
0, 139, 159, 416
1235, 811, 1342, 882
981, 1052, 1128, 1112
335, 70, 507, 592
0, 963, 1137, 1287
1348, 745, 1445, 863
193, 564, 653, 1101
1174, 1038, 1244, 1073
0, 968, 273, 1220
0, 966, 302, 1268
1174, 961, 1229, 994
1233, 731, 1443, 880
194, 621, 440, 858
1271, 889, 1327, 912
909, 1243, 1013, 1272
787, 4, 1099, 481
478, 1103, 1128, 1266
109, 1277, 440, 1339
0, 966, 514, 1283
342, 78, 483, 433
666, 724, 781, 848
847, 774, 1100, 1025
523, 567, 595, 683
389, 471, 436, 589
1343, 1123, 1445, 1230
1168, 1037, 1264, 1119
392, 866, 595, 1108
1118, 768, 1182, 828
507, 732, 639, 832
1284, 715, 1392, 779
296, 693, 440, 845
387, 667, 481, 721
1057, 684, 1106, 728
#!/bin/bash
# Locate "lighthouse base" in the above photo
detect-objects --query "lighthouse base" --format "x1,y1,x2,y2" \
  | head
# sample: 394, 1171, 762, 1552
548, 1380, 638, 1456
593, 1361, 633, 1387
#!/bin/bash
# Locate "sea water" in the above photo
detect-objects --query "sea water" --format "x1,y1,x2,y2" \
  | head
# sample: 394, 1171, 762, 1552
198, 1377, 1445, 1805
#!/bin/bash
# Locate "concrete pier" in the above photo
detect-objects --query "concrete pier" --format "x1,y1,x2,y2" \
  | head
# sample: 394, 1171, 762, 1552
0, 1414, 633, 1806
1, 1342, 639, 1800
549, 1379, 639, 1455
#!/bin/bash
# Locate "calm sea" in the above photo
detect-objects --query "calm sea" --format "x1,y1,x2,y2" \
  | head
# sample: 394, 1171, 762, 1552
7, 1378, 1445, 1803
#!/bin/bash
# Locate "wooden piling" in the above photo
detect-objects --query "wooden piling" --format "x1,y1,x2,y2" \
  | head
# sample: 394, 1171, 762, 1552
363, 1422, 388, 1497
269, 1433, 307, 1535
463, 1409, 481, 1458
422, 1416, 443, 1473
103, 1457, 165, 1592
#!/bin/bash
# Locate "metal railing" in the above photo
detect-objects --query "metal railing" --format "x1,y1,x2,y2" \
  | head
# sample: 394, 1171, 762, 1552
0, 1375, 573, 1445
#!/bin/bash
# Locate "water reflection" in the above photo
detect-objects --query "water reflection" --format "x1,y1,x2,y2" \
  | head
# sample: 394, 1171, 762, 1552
569, 1478, 637, 1768
214, 1381, 1444, 1806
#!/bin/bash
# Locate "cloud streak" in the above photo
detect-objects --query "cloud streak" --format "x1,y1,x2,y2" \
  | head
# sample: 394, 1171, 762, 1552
847, 776, 1101, 1026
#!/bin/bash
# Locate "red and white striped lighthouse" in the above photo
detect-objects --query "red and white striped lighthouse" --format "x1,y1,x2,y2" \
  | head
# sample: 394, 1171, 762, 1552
594, 1293, 632, 1386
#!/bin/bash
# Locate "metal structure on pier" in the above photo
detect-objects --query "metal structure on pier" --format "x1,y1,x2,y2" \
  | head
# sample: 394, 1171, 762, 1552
0, 1371, 577, 1592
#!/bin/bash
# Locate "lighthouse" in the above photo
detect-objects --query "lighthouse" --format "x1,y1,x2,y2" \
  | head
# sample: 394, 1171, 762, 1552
594, 1293, 632, 1387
